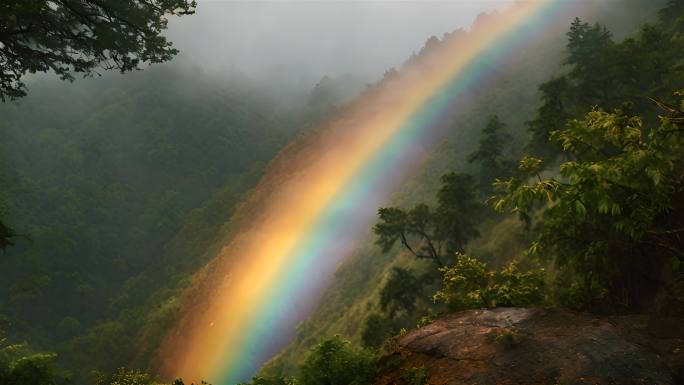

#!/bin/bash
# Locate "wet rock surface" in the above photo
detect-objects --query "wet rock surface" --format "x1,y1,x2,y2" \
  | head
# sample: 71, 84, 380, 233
377, 308, 684, 385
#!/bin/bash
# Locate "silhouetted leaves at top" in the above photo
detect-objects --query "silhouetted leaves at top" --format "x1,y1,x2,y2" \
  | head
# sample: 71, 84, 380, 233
0, 0, 196, 101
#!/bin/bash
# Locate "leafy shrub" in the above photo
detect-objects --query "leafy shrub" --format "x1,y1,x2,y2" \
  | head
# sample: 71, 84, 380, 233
96, 368, 156, 385
299, 336, 377, 385
361, 313, 395, 348
401, 366, 429, 385
362, 267, 438, 348
379, 267, 421, 317
0, 331, 65, 385
433, 253, 546, 311
492, 328, 520, 349
238, 375, 296, 385
95, 368, 208, 385
416, 315, 434, 328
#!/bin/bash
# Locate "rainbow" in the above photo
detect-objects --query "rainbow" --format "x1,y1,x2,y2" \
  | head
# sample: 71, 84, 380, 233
158, 1, 564, 383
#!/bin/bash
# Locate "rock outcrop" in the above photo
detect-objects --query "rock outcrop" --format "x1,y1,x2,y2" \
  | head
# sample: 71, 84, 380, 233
377, 308, 684, 385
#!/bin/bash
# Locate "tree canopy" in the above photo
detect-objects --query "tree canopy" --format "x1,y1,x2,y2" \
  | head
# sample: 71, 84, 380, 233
433, 253, 546, 311
374, 173, 483, 267
299, 336, 377, 385
0, 329, 64, 385
0, 0, 196, 101
527, 2, 684, 163
494, 96, 684, 310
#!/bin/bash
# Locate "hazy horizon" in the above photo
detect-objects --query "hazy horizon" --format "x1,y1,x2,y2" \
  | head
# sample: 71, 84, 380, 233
166, 1, 515, 88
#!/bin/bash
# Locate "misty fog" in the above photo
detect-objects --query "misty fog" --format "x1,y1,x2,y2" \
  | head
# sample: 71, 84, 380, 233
166, 1, 515, 89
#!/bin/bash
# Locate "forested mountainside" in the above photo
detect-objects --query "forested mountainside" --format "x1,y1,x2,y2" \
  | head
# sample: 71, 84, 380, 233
258, 0, 681, 379
0, 65, 362, 383
3, 0, 684, 384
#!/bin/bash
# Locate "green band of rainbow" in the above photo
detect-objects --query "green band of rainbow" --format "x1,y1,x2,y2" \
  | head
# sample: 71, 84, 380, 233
160, 2, 565, 383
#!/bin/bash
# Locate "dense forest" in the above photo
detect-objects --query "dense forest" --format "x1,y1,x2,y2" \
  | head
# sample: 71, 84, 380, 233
0, 68, 281, 375
2, 0, 684, 384
0, 59, 360, 385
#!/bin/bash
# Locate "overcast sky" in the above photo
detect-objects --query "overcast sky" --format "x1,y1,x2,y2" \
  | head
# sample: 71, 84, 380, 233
166, 1, 515, 88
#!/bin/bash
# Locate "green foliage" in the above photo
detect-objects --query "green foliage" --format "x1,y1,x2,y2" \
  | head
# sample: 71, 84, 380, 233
528, 5, 684, 162
360, 313, 395, 349
518, 3, 684, 307
94, 367, 205, 385
4, 2, 677, 383
0, 68, 305, 382
468, 115, 516, 195
56, 317, 81, 340
374, 173, 483, 266
527, 18, 615, 163
96, 368, 156, 385
238, 375, 296, 385
299, 336, 377, 385
495, 97, 684, 310
68, 321, 135, 377
433, 253, 546, 311
492, 328, 520, 349
379, 267, 421, 317
1, 353, 61, 385
434, 173, 485, 254
433, 254, 488, 310
565, 18, 615, 106
367, 174, 484, 347
526, 76, 572, 161
247, 336, 377, 385
0, 0, 196, 100
0, 331, 64, 385
490, 263, 547, 308
360, 265, 439, 349
262, 2, 672, 375
360, 266, 432, 348
400, 366, 428, 385
416, 315, 434, 328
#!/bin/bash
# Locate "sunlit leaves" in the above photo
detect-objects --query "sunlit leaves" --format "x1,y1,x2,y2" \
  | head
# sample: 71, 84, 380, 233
0, 332, 62, 385
433, 253, 546, 311
518, 156, 543, 175
493, 93, 684, 308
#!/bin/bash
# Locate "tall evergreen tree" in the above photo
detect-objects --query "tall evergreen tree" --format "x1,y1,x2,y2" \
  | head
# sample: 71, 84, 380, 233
526, 77, 573, 162
468, 115, 515, 194
565, 18, 615, 106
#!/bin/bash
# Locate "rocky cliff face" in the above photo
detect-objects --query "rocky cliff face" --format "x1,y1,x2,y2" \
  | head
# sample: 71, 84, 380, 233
377, 308, 684, 385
